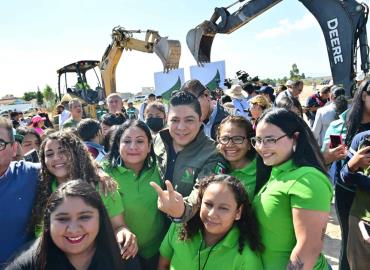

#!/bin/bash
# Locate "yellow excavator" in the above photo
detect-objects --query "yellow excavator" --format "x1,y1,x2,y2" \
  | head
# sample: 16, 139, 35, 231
57, 26, 181, 118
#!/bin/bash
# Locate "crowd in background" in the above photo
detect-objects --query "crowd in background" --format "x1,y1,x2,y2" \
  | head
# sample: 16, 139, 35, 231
0, 76, 369, 270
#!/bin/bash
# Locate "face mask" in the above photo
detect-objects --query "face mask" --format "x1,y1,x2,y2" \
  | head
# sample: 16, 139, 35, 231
146, 117, 164, 132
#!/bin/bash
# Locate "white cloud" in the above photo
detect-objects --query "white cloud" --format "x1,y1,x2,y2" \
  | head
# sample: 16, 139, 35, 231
256, 13, 317, 40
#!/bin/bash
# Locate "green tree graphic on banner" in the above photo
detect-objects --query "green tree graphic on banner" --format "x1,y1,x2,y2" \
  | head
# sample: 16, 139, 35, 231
206, 69, 221, 90
161, 76, 182, 100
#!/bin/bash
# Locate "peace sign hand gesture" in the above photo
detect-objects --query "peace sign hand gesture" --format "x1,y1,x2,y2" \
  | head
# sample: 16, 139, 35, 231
150, 180, 185, 218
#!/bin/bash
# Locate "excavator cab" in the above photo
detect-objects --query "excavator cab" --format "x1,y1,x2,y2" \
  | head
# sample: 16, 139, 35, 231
57, 60, 103, 118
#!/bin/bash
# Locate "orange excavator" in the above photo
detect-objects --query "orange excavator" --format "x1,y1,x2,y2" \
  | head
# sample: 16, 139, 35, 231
186, 0, 369, 97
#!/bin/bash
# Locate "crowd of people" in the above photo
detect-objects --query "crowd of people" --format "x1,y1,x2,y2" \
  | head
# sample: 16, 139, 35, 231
0, 77, 369, 270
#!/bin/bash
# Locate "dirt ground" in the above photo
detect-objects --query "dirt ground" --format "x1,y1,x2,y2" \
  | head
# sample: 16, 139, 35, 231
324, 203, 341, 269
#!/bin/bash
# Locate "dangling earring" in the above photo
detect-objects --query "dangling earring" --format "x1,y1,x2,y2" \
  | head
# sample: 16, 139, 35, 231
116, 156, 122, 166
293, 144, 296, 152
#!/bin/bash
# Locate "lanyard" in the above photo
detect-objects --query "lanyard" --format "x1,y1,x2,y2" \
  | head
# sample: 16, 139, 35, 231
198, 238, 217, 270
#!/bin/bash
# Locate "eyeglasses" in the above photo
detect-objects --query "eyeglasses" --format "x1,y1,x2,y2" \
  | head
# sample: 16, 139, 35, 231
0, 139, 13, 151
250, 134, 287, 148
218, 136, 246, 145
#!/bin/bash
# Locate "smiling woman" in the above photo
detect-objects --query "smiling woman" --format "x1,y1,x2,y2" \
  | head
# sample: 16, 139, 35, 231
28, 130, 137, 261
252, 108, 333, 270
5, 180, 124, 270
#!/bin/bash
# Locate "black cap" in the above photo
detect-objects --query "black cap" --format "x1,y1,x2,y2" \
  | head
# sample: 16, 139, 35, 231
257, 86, 274, 95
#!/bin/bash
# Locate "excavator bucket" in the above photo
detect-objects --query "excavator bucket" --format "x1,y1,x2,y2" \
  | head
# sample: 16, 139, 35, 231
154, 37, 181, 72
186, 21, 217, 65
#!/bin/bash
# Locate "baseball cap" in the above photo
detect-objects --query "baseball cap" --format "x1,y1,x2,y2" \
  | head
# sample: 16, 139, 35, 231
31, 115, 46, 124
257, 86, 274, 95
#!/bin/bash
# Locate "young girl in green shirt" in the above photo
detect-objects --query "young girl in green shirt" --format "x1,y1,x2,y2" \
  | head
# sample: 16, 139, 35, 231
158, 174, 263, 270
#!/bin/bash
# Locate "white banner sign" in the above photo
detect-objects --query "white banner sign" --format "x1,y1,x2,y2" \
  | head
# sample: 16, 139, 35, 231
190, 60, 225, 90
154, 68, 185, 100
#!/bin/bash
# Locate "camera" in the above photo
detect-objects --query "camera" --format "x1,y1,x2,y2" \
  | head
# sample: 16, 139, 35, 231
236, 70, 250, 83
23, 149, 40, 163
224, 78, 233, 89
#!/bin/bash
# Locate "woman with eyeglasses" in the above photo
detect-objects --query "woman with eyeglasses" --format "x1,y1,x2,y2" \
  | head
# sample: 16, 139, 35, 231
216, 116, 257, 199
251, 108, 333, 270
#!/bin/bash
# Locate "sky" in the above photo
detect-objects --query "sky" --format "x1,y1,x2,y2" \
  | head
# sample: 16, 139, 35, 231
1, 0, 370, 97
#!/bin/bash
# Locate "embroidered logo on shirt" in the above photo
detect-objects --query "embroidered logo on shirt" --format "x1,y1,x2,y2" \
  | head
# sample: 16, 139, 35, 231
181, 167, 195, 184
214, 162, 226, 174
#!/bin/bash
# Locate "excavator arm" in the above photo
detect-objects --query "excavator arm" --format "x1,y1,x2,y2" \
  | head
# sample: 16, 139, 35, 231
187, 0, 369, 96
100, 27, 181, 96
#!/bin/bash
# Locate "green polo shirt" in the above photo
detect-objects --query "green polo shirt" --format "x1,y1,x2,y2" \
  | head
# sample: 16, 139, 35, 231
160, 223, 263, 270
253, 160, 333, 270
62, 118, 80, 129
230, 158, 257, 199
51, 179, 123, 218
102, 164, 165, 258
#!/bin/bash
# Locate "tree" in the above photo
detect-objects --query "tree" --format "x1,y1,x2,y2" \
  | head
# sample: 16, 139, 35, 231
23, 91, 37, 101
289, 63, 305, 81
43, 85, 55, 104
261, 78, 276, 86
36, 90, 44, 106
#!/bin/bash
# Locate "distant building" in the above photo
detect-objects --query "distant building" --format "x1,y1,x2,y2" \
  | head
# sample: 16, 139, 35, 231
141, 87, 154, 95
0, 95, 17, 105
118, 92, 135, 100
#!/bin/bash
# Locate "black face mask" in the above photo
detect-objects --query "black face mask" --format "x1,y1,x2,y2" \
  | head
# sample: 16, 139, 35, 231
146, 117, 164, 132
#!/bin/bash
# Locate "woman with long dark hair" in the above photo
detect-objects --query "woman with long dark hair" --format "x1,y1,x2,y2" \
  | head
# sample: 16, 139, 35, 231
102, 119, 165, 270
252, 108, 333, 269
158, 174, 263, 270
6, 180, 124, 270
29, 131, 137, 259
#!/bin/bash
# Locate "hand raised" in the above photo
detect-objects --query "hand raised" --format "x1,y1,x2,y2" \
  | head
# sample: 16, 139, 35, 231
150, 180, 185, 218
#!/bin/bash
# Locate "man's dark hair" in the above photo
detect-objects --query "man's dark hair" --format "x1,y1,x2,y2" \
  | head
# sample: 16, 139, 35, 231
148, 93, 156, 99
10, 111, 19, 119
334, 95, 348, 118
180, 79, 207, 97
292, 80, 303, 89
320, 86, 331, 94
242, 83, 255, 95
77, 118, 100, 141
101, 112, 126, 127
169, 91, 202, 118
